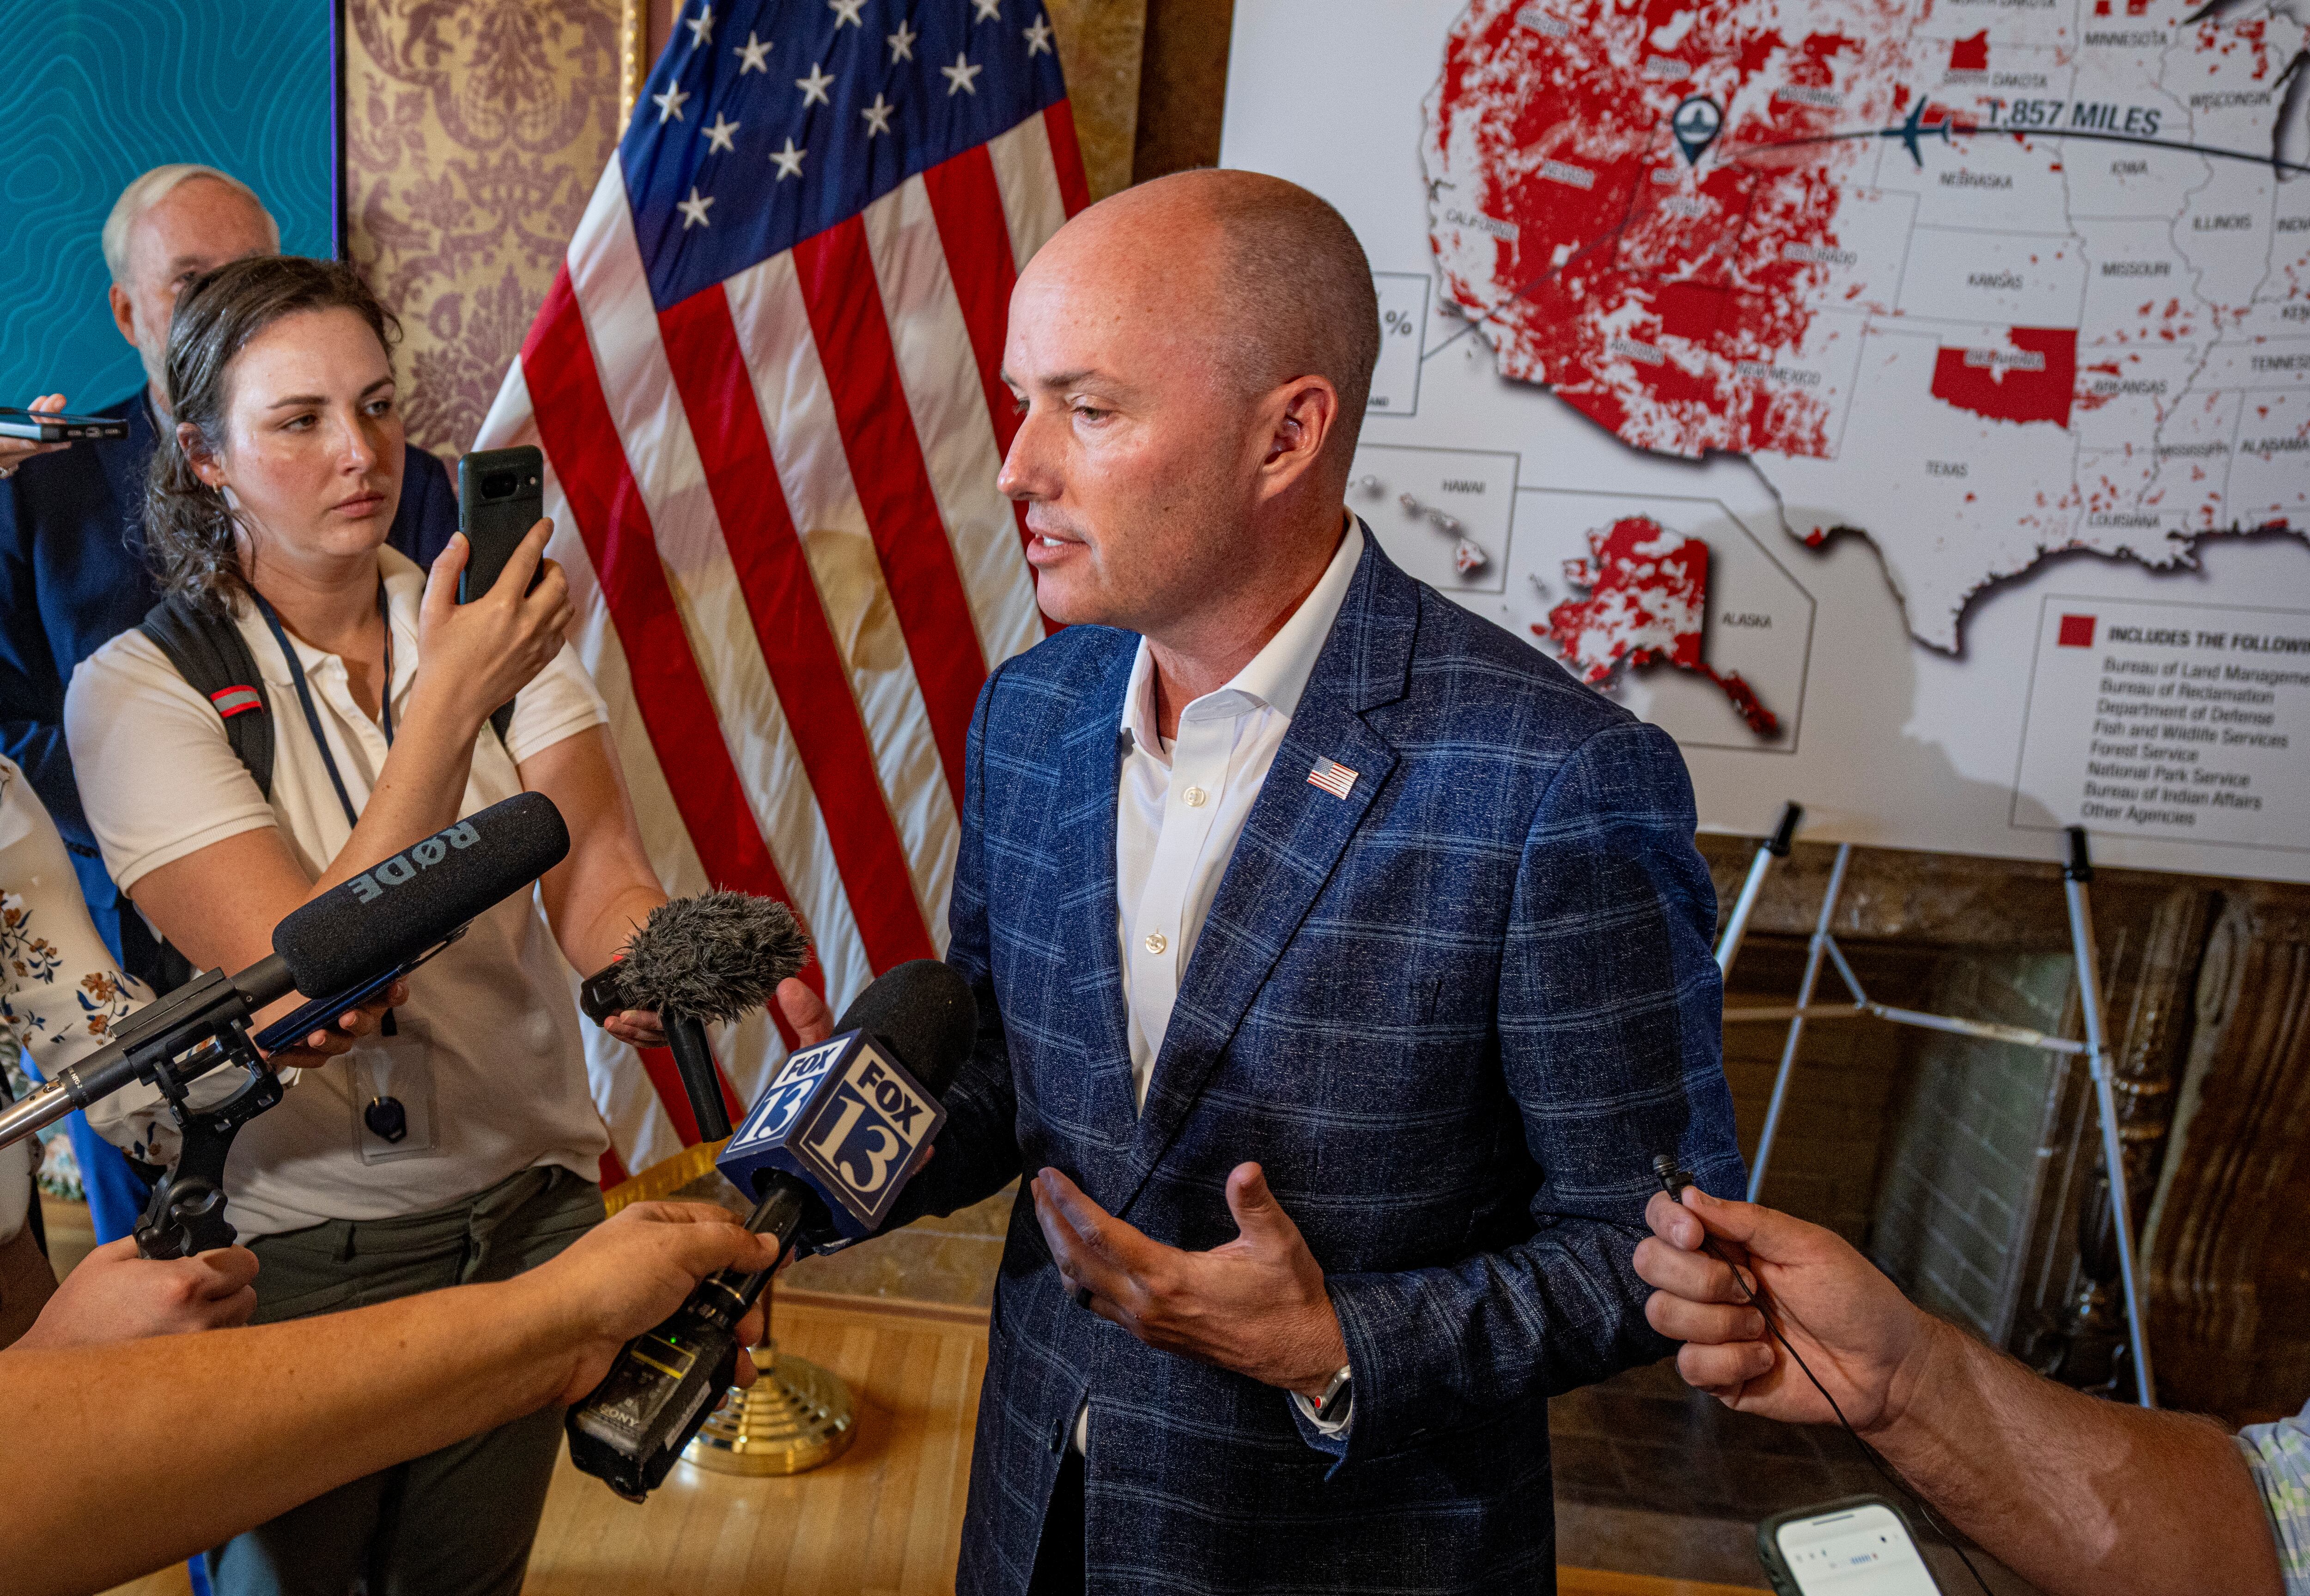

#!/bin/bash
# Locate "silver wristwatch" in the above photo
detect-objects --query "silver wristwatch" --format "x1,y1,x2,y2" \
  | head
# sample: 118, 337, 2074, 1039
1313, 1362, 1353, 1425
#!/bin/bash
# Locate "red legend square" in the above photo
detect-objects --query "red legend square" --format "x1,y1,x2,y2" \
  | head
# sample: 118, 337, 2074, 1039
2056, 614, 2096, 648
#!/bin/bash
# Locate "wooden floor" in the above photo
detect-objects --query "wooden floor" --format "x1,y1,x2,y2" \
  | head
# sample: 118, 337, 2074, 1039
101, 1288, 1760, 1596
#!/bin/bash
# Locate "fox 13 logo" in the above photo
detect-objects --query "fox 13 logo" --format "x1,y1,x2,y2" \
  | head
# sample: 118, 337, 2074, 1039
723, 1031, 948, 1236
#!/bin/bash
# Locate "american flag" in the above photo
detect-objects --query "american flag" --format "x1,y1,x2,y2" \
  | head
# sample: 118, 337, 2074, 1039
474, 0, 1088, 1178
1306, 758, 1357, 800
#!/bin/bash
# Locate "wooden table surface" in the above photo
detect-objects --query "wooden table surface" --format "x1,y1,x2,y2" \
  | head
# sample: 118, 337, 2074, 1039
103, 1288, 1763, 1596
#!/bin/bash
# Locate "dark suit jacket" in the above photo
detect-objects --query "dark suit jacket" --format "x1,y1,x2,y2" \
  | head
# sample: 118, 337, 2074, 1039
0, 389, 458, 970
899, 534, 1745, 1595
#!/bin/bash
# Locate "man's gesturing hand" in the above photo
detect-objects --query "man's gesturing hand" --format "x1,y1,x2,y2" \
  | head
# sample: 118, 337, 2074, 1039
1635, 1184, 1941, 1437
1031, 1162, 1348, 1400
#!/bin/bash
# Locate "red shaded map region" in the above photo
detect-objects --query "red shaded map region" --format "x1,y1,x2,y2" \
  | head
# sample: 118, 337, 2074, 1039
1929, 328, 2078, 425
1541, 517, 1780, 736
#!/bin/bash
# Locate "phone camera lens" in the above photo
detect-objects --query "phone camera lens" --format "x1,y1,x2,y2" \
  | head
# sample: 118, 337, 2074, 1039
480, 469, 517, 498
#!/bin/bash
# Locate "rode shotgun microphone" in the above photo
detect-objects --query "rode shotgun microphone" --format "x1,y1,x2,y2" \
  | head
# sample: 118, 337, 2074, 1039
567, 959, 976, 1499
0, 792, 571, 1257
577, 892, 811, 1142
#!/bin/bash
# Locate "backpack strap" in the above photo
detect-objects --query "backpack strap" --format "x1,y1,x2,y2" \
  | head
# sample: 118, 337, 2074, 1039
139, 598, 276, 801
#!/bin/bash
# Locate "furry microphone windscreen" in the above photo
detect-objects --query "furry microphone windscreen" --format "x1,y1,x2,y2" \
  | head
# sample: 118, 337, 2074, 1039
611, 892, 813, 1023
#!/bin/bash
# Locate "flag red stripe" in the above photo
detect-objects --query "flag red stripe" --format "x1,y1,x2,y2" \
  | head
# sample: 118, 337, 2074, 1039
1044, 101, 1093, 218
523, 270, 809, 1117
792, 216, 986, 805
923, 146, 1021, 462
657, 285, 937, 974
921, 145, 1056, 637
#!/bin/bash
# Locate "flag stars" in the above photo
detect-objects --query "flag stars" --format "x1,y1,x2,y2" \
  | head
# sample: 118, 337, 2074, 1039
701, 112, 740, 153
942, 51, 984, 95
828, 0, 865, 24
770, 137, 806, 178
1023, 14, 1053, 54
685, 2, 714, 45
733, 30, 772, 72
861, 93, 896, 135
973, 0, 1002, 18
677, 187, 714, 228
796, 62, 835, 105
887, 18, 918, 60
652, 82, 691, 122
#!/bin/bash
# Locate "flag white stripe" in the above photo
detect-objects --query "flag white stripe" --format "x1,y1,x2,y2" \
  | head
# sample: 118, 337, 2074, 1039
721, 247, 960, 944
861, 177, 1044, 671
988, 114, 1068, 275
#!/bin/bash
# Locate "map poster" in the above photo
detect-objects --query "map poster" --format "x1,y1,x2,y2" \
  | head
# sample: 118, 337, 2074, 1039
1220, 0, 2310, 882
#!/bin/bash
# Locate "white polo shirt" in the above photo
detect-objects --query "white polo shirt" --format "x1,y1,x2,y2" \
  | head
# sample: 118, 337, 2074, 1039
64, 546, 612, 1238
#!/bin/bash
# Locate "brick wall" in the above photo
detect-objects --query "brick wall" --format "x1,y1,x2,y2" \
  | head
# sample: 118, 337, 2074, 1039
1868, 953, 2075, 1339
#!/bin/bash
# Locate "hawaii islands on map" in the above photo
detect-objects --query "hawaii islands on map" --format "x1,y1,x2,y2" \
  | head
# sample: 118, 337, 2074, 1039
1421, 0, 2310, 659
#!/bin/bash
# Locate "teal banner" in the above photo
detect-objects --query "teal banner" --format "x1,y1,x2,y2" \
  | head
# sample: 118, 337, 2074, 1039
0, 0, 336, 410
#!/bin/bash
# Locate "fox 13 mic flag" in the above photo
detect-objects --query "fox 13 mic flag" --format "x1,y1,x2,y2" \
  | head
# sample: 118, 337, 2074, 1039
476, 0, 1087, 1177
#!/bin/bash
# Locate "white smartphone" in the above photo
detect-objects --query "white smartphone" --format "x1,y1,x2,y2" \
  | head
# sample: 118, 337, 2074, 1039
1757, 1497, 1950, 1594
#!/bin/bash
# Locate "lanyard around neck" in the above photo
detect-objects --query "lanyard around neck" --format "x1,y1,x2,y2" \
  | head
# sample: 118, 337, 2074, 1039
251, 583, 395, 832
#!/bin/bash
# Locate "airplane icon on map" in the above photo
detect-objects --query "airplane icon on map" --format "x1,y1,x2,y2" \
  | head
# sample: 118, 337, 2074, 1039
1886, 95, 1955, 166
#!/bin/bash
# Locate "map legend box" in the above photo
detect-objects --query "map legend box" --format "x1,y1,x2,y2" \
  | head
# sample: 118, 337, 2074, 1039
2012, 595, 2309, 854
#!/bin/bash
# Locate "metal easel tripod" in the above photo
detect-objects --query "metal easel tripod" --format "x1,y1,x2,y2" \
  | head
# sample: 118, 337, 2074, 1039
1714, 808, 2156, 1409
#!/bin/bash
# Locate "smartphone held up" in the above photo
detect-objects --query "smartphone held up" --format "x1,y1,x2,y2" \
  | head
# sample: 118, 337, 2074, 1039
456, 445, 547, 603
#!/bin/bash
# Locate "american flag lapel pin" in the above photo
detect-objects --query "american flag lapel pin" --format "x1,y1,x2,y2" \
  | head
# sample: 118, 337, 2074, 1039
1307, 756, 1358, 800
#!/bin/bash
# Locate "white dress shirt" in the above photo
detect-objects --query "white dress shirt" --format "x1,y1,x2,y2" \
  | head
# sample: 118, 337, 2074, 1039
1077, 514, 1364, 1452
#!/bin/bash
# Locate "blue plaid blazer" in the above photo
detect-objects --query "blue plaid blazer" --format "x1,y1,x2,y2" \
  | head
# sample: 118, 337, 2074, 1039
902, 534, 1744, 1595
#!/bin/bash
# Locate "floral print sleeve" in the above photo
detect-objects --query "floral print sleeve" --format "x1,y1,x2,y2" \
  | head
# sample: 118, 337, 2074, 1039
0, 760, 158, 1150
0, 891, 141, 1069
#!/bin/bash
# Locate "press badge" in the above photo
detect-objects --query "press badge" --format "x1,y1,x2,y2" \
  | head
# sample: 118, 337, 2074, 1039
348, 1014, 442, 1164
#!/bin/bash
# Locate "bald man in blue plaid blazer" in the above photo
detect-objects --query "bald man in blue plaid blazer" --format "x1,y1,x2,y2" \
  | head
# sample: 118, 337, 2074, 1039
852, 173, 1745, 1594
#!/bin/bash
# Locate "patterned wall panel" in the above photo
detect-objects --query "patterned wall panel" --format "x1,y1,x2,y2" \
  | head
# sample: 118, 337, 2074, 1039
344, 0, 624, 458
0, 0, 334, 408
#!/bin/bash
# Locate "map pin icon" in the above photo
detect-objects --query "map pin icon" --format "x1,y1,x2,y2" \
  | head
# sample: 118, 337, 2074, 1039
1672, 96, 1724, 166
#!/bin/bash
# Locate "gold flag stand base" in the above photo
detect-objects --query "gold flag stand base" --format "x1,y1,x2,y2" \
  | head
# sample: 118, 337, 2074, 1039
681, 1274, 855, 1477
682, 1340, 856, 1476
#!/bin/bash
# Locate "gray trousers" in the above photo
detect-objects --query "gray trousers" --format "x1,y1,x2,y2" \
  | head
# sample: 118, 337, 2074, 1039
208, 1165, 605, 1596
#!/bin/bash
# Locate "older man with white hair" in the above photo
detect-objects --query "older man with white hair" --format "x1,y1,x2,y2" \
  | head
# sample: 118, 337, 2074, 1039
0, 164, 458, 1241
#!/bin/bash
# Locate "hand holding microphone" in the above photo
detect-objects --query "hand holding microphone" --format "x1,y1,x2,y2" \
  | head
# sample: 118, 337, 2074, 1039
566, 959, 975, 1499
579, 891, 813, 1140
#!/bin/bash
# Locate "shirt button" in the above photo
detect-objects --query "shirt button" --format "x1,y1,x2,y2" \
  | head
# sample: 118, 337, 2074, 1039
1144, 931, 1167, 955
1182, 785, 1207, 807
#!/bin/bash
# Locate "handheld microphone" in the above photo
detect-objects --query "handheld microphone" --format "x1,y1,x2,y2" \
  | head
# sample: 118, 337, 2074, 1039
567, 959, 976, 1500
577, 892, 811, 1141
0, 793, 571, 1257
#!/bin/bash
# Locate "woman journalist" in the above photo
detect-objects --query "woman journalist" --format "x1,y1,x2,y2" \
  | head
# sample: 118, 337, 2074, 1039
64, 255, 672, 1595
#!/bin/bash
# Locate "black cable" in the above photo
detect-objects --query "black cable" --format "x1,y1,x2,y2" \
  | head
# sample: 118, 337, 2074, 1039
1653, 1158, 1994, 1595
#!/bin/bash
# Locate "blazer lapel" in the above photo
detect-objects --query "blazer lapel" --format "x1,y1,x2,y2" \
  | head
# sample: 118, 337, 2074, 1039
1052, 640, 1143, 1168
1114, 534, 1418, 1217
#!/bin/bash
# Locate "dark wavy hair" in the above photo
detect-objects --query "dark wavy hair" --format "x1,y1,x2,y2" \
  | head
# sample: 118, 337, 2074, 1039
145, 255, 401, 615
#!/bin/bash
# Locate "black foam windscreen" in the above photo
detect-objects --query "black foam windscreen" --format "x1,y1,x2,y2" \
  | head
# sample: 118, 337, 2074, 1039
609, 892, 811, 1022
272, 792, 571, 996
834, 959, 976, 1101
